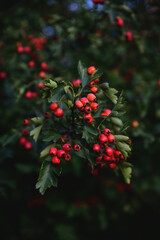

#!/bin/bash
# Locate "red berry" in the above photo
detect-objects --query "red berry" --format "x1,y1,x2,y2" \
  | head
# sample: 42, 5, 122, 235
103, 154, 112, 161
39, 71, 46, 78
125, 31, 133, 42
86, 117, 93, 123
84, 113, 92, 121
96, 155, 102, 162
64, 153, 71, 161
75, 100, 83, 109
21, 129, 29, 136
115, 16, 124, 26
89, 81, 95, 88
157, 80, 160, 86
90, 102, 99, 110
109, 163, 116, 169
105, 147, 114, 156
25, 91, 32, 98
100, 109, 111, 116
50, 103, 58, 111
80, 97, 89, 106
49, 147, 57, 156
0, 72, 7, 79
87, 93, 96, 102
52, 156, 60, 164
31, 92, 38, 98
54, 108, 64, 117
17, 46, 24, 53
84, 106, 91, 113
41, 62, 48, 70
114, 150, 122, 158
74, 144, 81, 152
44, 112, 50, 118
38, 82, 45, 90
103, 128, 111, 136
28, 61, 35, 68
24, 46, 31, 53
94, 78, 99, 83
108, 134, 115, 143
19, 137, 27, 145
25, 141, 33, 150
99, 134, 108, 143
90, 86, 98, 93
57, 150, 66, 158
63, 143, 72, 152
22, 119, 29, 126
93, 144, 100, 152
72, 79, 82, 87
87, 66, 96, 74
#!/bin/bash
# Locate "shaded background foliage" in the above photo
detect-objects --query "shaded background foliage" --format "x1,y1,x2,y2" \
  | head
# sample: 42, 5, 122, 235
1, 0, 160, 239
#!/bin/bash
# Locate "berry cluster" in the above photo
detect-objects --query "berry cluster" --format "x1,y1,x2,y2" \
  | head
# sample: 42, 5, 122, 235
93, 128, 124, 169
25, 91, 38, 98
50, 103, 64, 117
49, 143, 81, 164
19, 119, 32, 150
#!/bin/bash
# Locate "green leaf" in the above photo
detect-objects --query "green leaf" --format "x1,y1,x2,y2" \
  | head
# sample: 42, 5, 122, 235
31, 117, 44, 124
84, 125, 98, 136
36, 161, 58, 195
100, 82, 118, 104
40, 143, 55, 158
110, 117, 123, 127
89, 71, 103, 82
48, 85, 65, 103
45, 79, 57, 88
78, 60, 89, 88
119, 162, 133, 184
42, 133, 61, 142
30, 125, 43, 142
114, 135, 129, 142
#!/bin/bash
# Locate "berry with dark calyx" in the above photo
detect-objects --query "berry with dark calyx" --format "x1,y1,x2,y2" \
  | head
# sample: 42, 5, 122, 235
50, 103, 58, 111
19, 137, 27, 145
90, 86, 98, 93
72, 79, 82, 87
108, 134, 115, 143
99, 134, 108, 143
22, 129, 29, 136
28, 61, 35, 68
41, 62, 48, 70
74, 144, 81, 152
52, 156, 60, 164
103, 154, 112, 161
75, 100, 83, 109
54, 108, 64, 117
38, 82, 45, 90
84, 113, 92, 122
63, 143, 72, 152
87, 66, 96, 74
80, 97, 89, 106
87, 93, 96, 102
64, 153, 71, 161
109, 163, 117, 169
39, 71, 46, 78
84, 106, 91, 114
89, 81, 95, 88
49, 147, 57, 156
57, 150, 66, 158
105, 147, 114, 156
86, 117, 93, 123
90, 102, 99, 110
114, 151, 122, 158
22, 119, 29, 126
103, 128, 111, 136
25, 91, 32, 98
25, 141, 33, 150
44, 112, 50, 119
93, 144, 100, 152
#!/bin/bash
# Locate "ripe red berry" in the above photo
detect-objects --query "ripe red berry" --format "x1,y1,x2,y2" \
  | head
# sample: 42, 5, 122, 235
103, 154, 112, 161
74, 144, 81, 152
87, 93, 96, 102
94, 78, 99, 83
89, 81, 95, 88
28, 61, 35, 68
50, 103, 58, 111
52, 156, 60, 164
105, 147, 114, 156
86, 117, 93, 123
21, 129, 29, 136
41, 62, 48, 70
44, 112, 50, 118
54, 108, 64, 117
109, 163, 117, 169
57, 150, 66, 158
108, 134, 115, 143
84, 113, 92, 120
103, 128, 111, 136
17, 46, 24, 53
49, 147, 57, 156
115, 16, 124, 26
24, 46, 31, 53
125, 31, 133, 42
63, 143, 72, 152
90, 86, 98, 93
19, 137, 27, 145
96, 155, 102, 162
25, 141, 33, 150
38, 82, 45, 90
99, 134, 108, 143
0, 72, 7, 79
72, 79, 82, 87
90, 102, 99, 110
22, 119, 29, 126
84, 106, 91, 113
87, 66, 96, 74
64, 153, 71, 161
114, 150, 122, 158
31, 92, 38, 98
80, 97, 89, 106
100, 109, 111, 116
75, 100, 83, 109
93, 144, 100, 152
25, 91, 32, 98
39, 71, 46, 78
